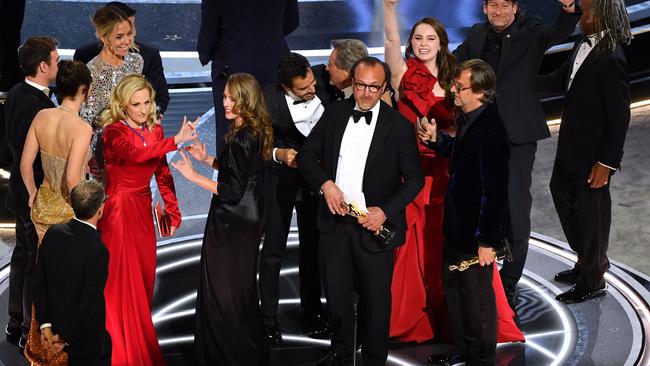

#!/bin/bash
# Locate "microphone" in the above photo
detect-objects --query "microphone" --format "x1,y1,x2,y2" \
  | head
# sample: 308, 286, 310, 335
351, 292, 359, 365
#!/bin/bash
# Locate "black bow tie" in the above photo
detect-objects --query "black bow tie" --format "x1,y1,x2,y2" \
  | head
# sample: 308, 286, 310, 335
579, 33, 593, 47
293, 99, 307, 105
351, 110, 372, 125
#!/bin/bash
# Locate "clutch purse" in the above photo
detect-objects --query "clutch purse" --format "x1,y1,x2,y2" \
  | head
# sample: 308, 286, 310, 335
154, 201, 172, 237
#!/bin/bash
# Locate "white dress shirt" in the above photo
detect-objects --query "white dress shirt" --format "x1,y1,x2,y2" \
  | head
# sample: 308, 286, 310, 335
284, 94, 324, 137
24, 78, 50, 96
334, 101, 381, 209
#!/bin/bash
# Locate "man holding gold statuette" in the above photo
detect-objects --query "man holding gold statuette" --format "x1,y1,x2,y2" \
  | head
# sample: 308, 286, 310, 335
418, 59, 511, 365
298, 56, 423, 366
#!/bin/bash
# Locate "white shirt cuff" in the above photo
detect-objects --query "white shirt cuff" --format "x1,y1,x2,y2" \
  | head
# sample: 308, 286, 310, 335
272, 147, 281, 164
40, 323, 52, 330
598, 161, 616, 171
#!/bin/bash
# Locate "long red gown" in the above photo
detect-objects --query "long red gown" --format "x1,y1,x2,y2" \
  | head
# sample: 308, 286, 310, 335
390, 58, 524, 344
99, 122, 182, 365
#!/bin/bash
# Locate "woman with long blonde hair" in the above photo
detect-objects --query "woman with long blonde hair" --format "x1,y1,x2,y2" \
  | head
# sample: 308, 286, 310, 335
172, 73, 273, 365
98, 74, 196, 366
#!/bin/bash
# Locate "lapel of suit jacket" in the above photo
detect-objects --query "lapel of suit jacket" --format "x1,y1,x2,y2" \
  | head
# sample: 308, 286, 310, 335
331, 101, 354, 179
497, 31, 513, 75
25, 82, 55, 108
363, 102, 391, 180
566, 41, 598, 93
276, 88, 294, 126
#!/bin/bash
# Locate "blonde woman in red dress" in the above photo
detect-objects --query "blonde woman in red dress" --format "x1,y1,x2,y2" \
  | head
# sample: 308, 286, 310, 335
384, 0, 523, 344
99, 75, 196, 365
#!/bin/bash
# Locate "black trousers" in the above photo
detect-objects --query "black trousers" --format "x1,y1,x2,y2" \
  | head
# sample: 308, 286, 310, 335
259, 168, 323, 318
550, 161, 611, 290
320, 224, 394, 366
68, 330, 112, 366
7, 210, 38, 337
444, 261, 496, 366
500, 142, 537, 289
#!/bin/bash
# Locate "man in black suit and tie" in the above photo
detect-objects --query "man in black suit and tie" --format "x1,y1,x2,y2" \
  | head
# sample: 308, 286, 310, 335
197, 0, 299, 148
420, 59, 510, 366
259, 52, 331, 344
299, 57, 423, 366
4, 36, 59, 348
540, 0, 631, 303
73, 2, 170, 114
454, 0, 580, 308
33, 180, 111, 365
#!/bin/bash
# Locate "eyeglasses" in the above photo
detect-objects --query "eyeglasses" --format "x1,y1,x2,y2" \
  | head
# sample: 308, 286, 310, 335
452, 81, 472, 93
352, 81, 385, 94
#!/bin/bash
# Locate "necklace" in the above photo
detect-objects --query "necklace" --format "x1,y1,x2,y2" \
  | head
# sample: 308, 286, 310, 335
122, 120, 147, 146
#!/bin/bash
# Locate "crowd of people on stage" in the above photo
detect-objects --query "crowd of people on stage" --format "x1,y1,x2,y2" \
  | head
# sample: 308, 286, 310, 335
0, 0, 633, 365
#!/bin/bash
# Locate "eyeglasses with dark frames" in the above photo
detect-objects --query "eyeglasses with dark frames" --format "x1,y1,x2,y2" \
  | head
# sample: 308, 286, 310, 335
352, 81, 385, 94
452, 81, 472, 93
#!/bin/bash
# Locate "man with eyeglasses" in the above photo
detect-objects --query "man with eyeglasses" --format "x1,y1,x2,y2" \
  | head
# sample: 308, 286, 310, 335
32, 179, 112, 365
453, 0, 581, 312
298, 57, 423, 366
419, 59, 510, 366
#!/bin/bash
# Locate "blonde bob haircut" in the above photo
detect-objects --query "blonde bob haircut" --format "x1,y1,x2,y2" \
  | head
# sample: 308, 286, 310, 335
224, 73, 274, 161
100, 74, 157, 130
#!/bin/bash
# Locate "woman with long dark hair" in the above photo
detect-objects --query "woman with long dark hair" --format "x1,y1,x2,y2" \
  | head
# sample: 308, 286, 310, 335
172, 73, 273, 365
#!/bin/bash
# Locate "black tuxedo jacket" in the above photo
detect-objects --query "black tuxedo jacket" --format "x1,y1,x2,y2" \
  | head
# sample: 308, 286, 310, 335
33, 219, 109, 358
73, 42, 170, 114
298, 100, 424, 252
539, 42, 630, 176
428, 105, 510, 262
4, 82, 52, 214
197, 0, 299, 88
454, 9, 580, 144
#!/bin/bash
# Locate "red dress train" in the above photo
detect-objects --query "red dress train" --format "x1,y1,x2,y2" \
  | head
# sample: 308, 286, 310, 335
99, 122, 182, 365
390, 58, 524, 344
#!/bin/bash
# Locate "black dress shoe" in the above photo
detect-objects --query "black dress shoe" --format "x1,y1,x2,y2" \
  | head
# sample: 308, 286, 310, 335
427, 352, 465, 365
5, 325, 20, 346
556, 284, 606, 304
263, 317, 282, 346
300, 311, 333, 339
315, 351, 353, 366
554, 267, 580, 284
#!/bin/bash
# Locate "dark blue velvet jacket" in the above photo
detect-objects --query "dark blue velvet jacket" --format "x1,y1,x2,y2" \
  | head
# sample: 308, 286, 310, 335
428, 104, 510, 262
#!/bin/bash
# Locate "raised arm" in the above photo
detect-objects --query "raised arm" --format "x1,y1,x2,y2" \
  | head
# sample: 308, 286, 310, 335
153, 126, 182, 229
384, 0, 408, 90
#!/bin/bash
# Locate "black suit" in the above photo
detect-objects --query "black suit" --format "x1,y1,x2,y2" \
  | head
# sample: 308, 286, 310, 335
427, 104, 510, 364
4, 81, 53, 338
258, 81, 330, 320
197, 0, 298, 148
298, 100, 423, 365
33, 219, 111, 365
73, 42, 170, 114
454, 8, 580, 290
541, 40, 630, 290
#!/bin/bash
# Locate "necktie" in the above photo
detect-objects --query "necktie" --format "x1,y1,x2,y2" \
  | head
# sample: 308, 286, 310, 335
43, 88, 51, 97
293, 99, 307, 105
579, 33, 593, 47
351, 110, 372, 125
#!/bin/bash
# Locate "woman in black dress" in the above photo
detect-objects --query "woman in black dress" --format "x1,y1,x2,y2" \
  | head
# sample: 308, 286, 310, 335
172, 73, 273, 365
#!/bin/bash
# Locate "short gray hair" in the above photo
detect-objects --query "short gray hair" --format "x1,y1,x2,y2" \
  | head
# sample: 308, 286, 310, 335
330, 39, 369, 73
71, 180, 106, 220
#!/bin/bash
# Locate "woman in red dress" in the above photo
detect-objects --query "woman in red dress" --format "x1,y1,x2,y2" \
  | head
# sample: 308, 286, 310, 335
383, 0, 523, 344
98, 75, 196, 365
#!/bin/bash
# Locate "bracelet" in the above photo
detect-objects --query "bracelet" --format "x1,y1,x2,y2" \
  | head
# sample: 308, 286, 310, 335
562, 1, 575, 8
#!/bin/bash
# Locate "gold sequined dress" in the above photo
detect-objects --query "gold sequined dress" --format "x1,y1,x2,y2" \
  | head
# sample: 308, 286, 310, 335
80, 52, 144, 179
24, 149, 90, 366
